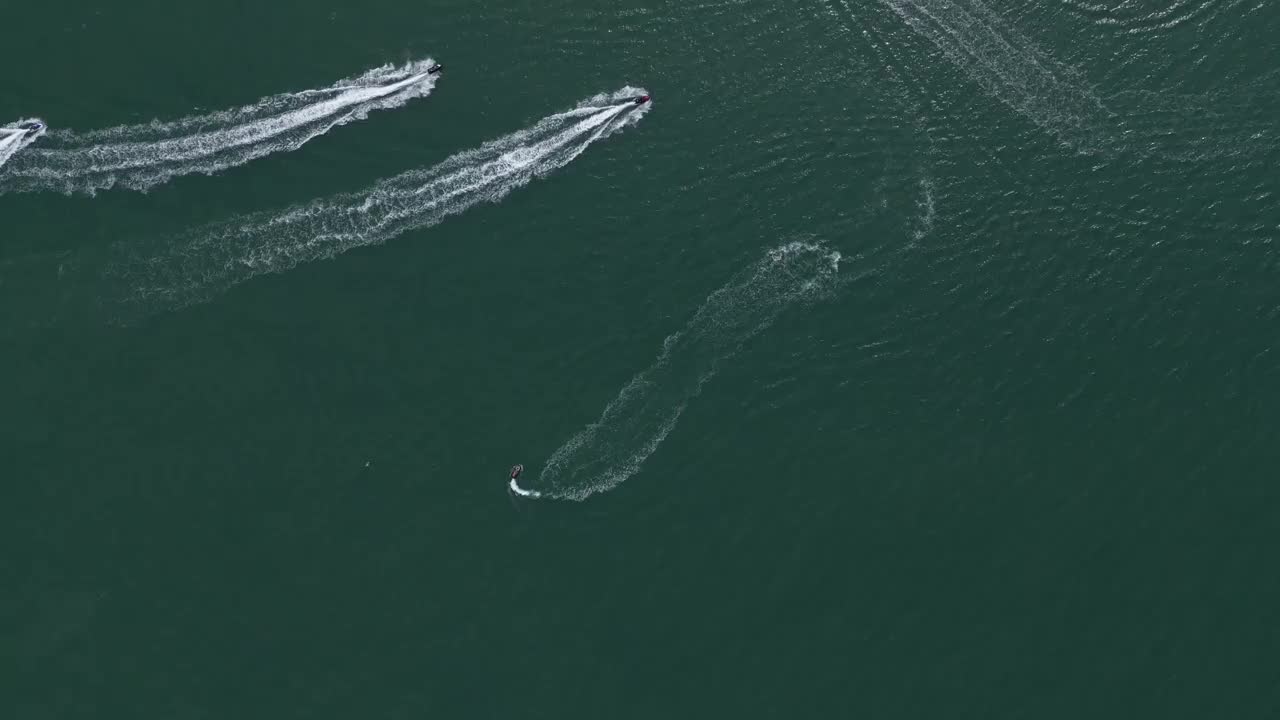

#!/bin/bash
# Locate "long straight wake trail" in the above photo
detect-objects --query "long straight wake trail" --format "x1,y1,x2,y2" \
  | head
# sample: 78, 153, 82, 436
109, 87, 650, 315
531, 241, 842, 501
880, 0, 1112, 151
0, 59, 441, 195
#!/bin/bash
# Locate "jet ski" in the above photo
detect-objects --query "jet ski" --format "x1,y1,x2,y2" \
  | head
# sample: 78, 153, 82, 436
427, 64, 443, 75
632, 95, 650, 105
0, 120, 42, 169
508, 464, 541, 498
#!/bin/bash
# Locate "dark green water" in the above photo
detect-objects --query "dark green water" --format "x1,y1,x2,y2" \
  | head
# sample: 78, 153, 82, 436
4, 0, 1279, 716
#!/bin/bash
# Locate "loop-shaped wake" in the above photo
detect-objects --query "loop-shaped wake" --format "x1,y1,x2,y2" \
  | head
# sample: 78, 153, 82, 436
0, 59, 441, 195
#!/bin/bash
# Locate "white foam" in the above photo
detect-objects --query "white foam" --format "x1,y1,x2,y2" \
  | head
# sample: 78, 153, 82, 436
912, 174, 935, 241
111, 87, 651, 314
0, 119, 47, 171
509, 479, 542, 498
533, 241, 842, 501
0, 60, 441, 194
0, 132, 22, 166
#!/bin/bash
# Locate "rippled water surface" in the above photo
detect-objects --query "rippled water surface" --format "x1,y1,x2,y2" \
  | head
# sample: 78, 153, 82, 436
3, 1, 1278, 716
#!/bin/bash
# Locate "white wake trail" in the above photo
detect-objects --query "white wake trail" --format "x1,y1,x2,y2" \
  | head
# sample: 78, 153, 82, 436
0, 59, 441, 195
0, 119, 47, 171
0, 132, 22, 167
882, 0, 1112, 151
509, 479, 541, 498
533, 241, 842, 501
110, 87, 651, 314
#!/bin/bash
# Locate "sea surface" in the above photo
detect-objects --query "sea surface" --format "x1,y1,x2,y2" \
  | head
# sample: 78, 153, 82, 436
3, 1, 1279, 717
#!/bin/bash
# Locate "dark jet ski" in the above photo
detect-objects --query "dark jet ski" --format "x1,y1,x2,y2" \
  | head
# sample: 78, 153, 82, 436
507, 463, 541, 498
632, 95, 650, 105
427, 64, 443, 75
16, 120, 44, 137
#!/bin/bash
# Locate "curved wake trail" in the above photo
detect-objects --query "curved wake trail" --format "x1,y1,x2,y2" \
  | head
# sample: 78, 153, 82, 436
110, 87, 650, 315
532, 242, 842, 501
0, 120, 46, 171
0, 59, 440, 195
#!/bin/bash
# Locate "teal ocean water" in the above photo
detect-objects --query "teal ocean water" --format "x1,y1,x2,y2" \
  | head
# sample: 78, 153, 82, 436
4, 0, 1279, 716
